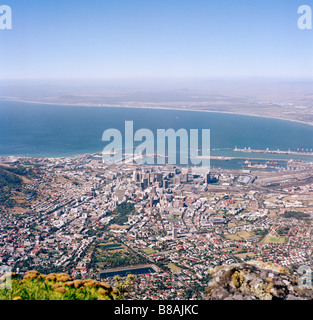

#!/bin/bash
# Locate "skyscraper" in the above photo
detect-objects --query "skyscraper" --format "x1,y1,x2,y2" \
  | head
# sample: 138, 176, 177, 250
205, 172, 211, 184
172, 225, 177, 240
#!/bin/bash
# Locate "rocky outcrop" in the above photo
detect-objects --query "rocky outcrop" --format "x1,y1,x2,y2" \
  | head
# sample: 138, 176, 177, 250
205, 261, 313, 300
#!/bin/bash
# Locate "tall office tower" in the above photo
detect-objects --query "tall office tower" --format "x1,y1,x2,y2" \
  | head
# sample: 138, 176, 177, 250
205, 172, 211, 184
172, 225, 177, 240
141, 177, 149, 189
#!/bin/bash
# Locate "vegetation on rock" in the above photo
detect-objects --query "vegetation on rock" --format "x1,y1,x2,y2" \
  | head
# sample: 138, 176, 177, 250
0, 270, 133, 300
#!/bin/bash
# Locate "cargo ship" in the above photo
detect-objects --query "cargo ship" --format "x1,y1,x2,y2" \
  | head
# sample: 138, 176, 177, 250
244, 160, 267, 169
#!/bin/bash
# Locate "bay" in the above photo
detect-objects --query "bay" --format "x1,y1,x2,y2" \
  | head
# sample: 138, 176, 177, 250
0, 101, 312, 167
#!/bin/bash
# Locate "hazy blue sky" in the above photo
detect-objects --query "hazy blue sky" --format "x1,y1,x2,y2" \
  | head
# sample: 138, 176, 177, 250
0, 0, 312, 80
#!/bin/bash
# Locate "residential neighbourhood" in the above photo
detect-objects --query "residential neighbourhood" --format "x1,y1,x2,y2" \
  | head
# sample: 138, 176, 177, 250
0, 154, 312, 299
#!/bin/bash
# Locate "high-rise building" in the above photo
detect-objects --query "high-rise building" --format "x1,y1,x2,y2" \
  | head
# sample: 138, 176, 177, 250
205, 172, 211, 184
174, 175, 181, 184
132, 170, 140, 182
155, 173, 163, 183
141, 177, 149, 189
172, 225, 177, 240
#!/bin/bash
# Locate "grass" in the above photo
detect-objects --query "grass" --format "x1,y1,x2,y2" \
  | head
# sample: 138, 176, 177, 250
109, 224, 129, 230
227, 222, 237, 228
141, 248, 156, 255
225, 230, 253, 241
236, 231, 253, 240
0, 270, 133, 300
225, 234, 242, 241
90, 240, 147, 270
55, 176, 69, 184
261, 236, 287, 244
268, 210, 278, 218
235, 252, 256, 259
167, 263, 181, 273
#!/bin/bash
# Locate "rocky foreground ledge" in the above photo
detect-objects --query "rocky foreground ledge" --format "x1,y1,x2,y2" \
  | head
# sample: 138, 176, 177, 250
205, 261, 313, 300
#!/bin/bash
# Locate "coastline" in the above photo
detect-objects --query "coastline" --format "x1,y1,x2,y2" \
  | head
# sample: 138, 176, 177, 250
2, 97, 313, 128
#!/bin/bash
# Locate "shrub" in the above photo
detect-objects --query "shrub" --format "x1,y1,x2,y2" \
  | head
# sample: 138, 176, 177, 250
0, 271, 133, 300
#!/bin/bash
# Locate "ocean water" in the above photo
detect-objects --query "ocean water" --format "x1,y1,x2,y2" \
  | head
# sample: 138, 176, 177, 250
0, 101, 313, 165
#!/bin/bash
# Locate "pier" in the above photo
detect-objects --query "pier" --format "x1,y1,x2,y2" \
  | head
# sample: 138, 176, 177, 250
234, 147, 313, 156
